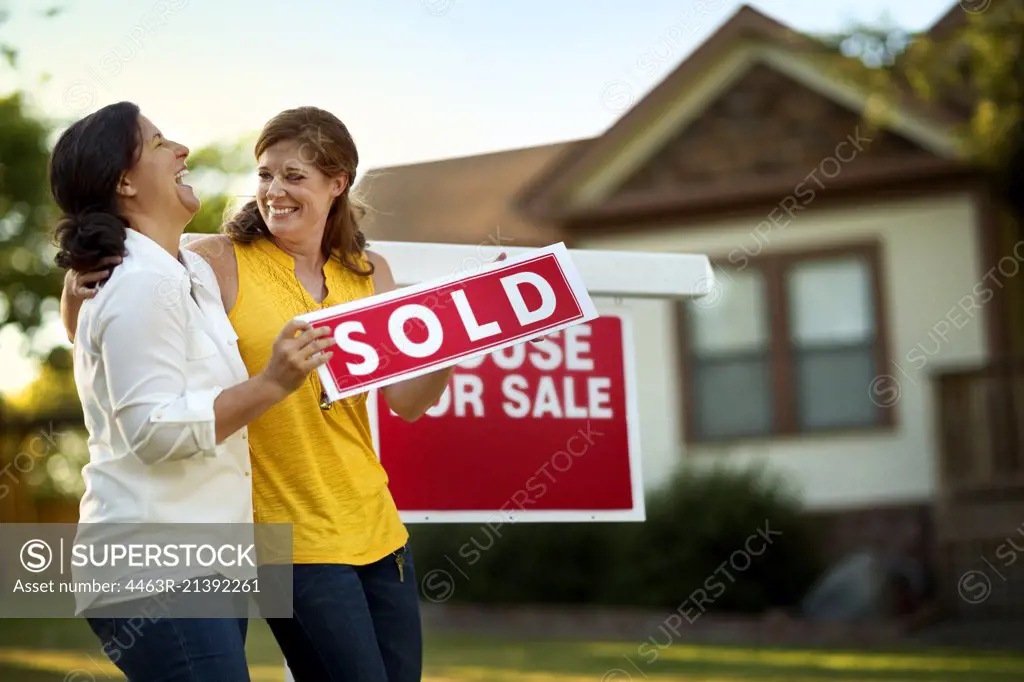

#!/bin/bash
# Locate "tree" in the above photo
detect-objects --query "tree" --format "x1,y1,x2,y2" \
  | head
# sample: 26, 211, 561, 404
0, 93, 62, 339
1, 3, 253, 348
899, 4, 1023, 192
0, 5, 256, 510
0, 4, 74, 347
813, 3, 1023, 215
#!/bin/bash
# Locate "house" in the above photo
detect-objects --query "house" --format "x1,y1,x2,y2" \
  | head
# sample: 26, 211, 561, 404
357, 3, 1023, 617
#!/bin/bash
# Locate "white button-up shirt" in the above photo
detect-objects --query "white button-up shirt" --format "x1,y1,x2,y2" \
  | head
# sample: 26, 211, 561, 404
73, 229, 253, 527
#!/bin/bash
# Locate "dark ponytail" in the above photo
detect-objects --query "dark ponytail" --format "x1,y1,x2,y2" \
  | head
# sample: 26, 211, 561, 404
52, 211, 129, 271
49, 101, 140, 272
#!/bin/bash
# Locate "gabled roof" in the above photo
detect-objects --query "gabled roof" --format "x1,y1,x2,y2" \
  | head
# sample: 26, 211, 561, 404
354, 2, 972, 244
512, 3, 966, 222
356, 141, 583, 247
926, 3, 968, 41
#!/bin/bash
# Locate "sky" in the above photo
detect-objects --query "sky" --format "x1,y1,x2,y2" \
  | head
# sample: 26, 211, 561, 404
0, 0, 957, 393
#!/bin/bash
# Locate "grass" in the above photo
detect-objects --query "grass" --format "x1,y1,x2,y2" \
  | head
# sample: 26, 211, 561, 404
1, 618, 1024, 681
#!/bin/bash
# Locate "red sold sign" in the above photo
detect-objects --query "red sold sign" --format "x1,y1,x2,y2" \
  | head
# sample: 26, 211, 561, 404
369, 312, 644, 523
298, 244, 598, 401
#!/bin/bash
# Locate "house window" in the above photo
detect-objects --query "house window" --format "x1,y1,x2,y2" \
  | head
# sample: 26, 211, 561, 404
681, 244, 890, 442
689, 269, 773, 439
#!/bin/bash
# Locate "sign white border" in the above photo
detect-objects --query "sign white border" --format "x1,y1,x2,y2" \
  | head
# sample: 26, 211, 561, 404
368, 240, 715, 300
367, 308, 645, 524
295, 242, 599, 402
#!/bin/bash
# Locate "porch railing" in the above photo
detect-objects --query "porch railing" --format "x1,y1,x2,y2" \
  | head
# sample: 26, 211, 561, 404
934, 360, 1024, 618
935, 359, 1024, 501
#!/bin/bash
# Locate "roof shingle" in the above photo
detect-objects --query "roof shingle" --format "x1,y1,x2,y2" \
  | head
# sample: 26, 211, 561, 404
355, 141, 585, 248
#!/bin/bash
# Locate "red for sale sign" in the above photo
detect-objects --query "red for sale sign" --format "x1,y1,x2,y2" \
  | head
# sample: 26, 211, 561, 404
369, 312, 644, 523
297, 244, 598, 402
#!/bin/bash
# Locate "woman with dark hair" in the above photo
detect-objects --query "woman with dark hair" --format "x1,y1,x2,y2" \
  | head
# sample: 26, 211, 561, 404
51, 101, 336, 682
61, 106, 491, 682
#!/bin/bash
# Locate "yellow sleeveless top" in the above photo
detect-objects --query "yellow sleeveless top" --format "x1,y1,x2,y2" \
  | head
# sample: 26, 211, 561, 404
229, 237, 408, 565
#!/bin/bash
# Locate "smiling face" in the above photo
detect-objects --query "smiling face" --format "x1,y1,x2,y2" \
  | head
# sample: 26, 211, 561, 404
117, 115, 199, 222
256, 139, 347, 242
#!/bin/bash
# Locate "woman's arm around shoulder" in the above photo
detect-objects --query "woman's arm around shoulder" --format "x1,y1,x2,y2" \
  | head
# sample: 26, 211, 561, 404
184, 234, 239, 314
60, 255, 123, 343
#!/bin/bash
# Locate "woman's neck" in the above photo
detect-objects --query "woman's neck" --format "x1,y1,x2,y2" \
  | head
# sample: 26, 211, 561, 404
272, 233, 326, 276
128, 214, 184, 259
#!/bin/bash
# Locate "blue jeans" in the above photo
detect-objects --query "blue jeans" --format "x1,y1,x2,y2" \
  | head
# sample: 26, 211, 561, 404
86, 612, 248, 681
267, 543, 423, 682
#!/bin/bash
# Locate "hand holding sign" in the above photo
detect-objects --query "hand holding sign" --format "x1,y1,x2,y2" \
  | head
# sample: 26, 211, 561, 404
295, 243, 597, 402
257, 321, 336, 401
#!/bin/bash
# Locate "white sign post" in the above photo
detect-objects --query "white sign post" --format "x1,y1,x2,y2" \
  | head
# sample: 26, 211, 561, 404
372, 240, 715, 298
265, 241, 713, 682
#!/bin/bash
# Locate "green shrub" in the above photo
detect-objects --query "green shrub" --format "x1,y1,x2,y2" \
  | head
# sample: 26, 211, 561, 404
407, 462, 826, 613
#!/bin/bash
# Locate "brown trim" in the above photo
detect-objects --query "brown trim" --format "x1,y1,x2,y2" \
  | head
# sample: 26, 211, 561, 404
869, 239, 896, 430
676, 294, 696, 448
973, 183, 1012, 360
925, 4, 967, 42
678, 240, 895, 445
765, 257, 796, 435
553, 156, 971, 228
566, 170, 985, 239
970, 182, 1018, 498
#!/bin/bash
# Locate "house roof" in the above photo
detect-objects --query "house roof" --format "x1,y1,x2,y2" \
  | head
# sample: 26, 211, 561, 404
355, 2, 970, 244
514, 4, 808, 217
356, 141, 584, 248
926, 3, 968, 40
514, 4, 965, 221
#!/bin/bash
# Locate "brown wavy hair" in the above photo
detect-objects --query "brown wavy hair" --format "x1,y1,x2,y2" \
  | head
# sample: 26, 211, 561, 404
223, 106, 372, 276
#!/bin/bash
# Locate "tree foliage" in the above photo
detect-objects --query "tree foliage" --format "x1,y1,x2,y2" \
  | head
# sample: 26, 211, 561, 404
0, 92, 61, 337
813, 3, 1023, 214
1, 4, 253, 348
0, 4, 71, 343
899, 4, 1023, 175
184, 137, 256, 235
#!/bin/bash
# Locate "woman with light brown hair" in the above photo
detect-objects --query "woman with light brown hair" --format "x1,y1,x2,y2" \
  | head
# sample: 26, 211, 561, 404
62, 106, 459, 682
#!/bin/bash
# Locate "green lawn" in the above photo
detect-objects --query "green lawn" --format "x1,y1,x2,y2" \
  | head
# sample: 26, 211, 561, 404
1, 617, 1023, 681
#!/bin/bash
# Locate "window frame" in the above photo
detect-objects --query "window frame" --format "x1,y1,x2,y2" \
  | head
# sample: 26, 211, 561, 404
677, 241, 895, 444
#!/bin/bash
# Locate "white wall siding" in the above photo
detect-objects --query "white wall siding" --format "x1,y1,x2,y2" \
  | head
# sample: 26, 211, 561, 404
580, 193, 989, 510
